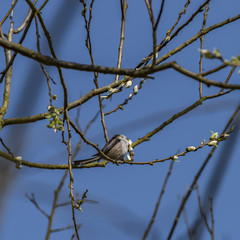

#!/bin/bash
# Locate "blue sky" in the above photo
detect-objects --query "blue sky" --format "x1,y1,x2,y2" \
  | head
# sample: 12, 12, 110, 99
0, 0, 240, 239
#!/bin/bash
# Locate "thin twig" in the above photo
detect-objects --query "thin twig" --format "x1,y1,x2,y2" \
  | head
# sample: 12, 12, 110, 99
165, 0, 192, 38
13, 0, 38, 34
196, 183, 211, 233
199, 3, 209, 98
26, 193, 50, 219
0, 1, 14, 125
144, 0, 157, 66
0, 0, 18, 26
38, 0, 50, 12
115, 0, 127, 82
142, 161, 174, 240
34, 15, 55, 106
0, 3, 35, 83
202, 63, 227, 76
0, 137, 15, 157
155, 0, 165, 29
80, 0, 109, 142
50, 224, 81, 233
66, 112, 80, 240
72, 108, 100, 159
183, 205, 193, 240
210, 198, 215, 240
70, 224, 81, 240
45, 170, 68, 240
219, 66, 237, 93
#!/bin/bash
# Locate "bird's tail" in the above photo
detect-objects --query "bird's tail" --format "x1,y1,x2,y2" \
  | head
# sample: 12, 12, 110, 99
73, 156, 100, 166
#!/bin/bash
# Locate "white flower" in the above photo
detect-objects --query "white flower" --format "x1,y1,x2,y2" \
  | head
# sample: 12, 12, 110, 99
125, 80, 133, 88
133, 85, 138, 93
129, 93, 133, 98
186, 146, 196, 151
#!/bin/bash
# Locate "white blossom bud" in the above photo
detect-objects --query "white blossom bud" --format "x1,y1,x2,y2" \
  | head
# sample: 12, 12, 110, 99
172, 155, 178, 161
165, 36, 171, 41
223, 133, 229, 138
210, 131, 218, 140
125, 80, 133, 88
186, 146, 196, 152
15, 156, 22, 161
133, 85, 138, 93
208, 140, 218, 146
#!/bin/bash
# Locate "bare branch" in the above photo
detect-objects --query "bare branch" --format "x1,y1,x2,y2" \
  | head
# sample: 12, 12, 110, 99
196, 183, 212, 233
199, 3, 209, 98
132, 90, 233, 148
0, 0, 18, 26
210, 198, 215, 240
142, 161, 174, 239
26, 193, 50, 219
13, 0, 37, 34
50, 224, 81, 233
115, 0, 127, 82
219, 66, 237, 93
45, 170, 68, 240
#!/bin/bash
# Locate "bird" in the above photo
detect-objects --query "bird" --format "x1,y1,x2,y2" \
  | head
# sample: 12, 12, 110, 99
73, 134, 129, 165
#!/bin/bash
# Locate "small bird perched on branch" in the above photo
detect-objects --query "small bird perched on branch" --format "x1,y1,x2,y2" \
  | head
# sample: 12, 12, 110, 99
73, 134, 130, 165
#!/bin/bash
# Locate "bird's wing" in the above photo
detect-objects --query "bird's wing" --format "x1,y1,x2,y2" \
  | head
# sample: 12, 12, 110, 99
73, 156, 100, 165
